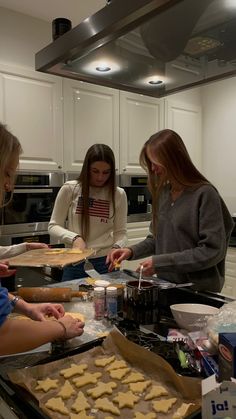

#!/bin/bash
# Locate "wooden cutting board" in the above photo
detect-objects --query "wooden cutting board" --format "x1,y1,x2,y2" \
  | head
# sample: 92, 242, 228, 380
8, 248, 94, 268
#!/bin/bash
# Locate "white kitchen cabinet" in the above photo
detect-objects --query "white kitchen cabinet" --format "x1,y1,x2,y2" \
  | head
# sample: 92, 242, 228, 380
0, 63, 63, 171
122, 221, 150, 271
221, 247, 236, 298
120, 91, 164, 174
165, 99, 202, 170
63, 80, 119, 173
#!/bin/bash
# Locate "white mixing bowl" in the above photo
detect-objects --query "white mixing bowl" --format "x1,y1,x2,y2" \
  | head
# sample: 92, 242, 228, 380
170, 303, 219, 331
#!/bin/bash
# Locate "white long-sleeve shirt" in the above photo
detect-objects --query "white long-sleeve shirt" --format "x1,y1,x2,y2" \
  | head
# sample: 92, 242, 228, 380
0, 243, 27, 260
48, 181, 127, 257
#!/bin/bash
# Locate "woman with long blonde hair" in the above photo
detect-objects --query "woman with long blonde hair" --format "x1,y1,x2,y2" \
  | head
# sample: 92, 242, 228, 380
109, 129, 234, 292
0, 123, 84, 355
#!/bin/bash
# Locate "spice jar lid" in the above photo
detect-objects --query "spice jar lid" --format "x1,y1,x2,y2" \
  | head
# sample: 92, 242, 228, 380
106, 286, 117, 292
94, 280, 110, 288
94, 286, 105, 293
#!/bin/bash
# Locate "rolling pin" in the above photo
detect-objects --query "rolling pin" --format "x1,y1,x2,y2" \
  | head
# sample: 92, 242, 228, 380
16, 287, 87, 302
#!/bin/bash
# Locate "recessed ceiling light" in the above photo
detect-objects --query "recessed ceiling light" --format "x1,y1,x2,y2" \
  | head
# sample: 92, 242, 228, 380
148, 79, 163, 85
96, 65, 111, 72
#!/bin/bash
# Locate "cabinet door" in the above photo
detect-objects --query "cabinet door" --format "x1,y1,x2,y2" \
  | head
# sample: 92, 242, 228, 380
63, 80, 119, 173
165, 99, 202, 169
120, 91, 164, 174
0, 64, 63, 171
122, 221, 150, 271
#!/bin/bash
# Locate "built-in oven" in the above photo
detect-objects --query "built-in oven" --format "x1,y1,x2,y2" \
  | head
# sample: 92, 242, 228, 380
119, 174, 152, 222
0, 172, 64, 246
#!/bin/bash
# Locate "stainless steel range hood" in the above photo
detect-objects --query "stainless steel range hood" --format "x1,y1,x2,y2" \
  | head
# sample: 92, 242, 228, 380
35, 0, 236, 98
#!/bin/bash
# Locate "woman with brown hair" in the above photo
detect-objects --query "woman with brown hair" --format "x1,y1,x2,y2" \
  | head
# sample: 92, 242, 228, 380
49, 144, 127, 280
0, 122, 84, 355
109, 129, 234, 292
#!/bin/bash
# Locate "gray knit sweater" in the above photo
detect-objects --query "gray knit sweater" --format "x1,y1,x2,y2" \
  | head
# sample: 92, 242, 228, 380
130, 184, 234, 292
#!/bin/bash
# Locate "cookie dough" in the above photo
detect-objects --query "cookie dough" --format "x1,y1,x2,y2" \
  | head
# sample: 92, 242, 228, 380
109, 367, 130, 380
94, 397, 120, 416
152, 398, 177, 413
60, 363, 88, 378
106, 359, 128, 371
144, 384, 168, 400
35, 378, 58, 392
72, 372, 102, 388
45, 397, 69, 415
58, 380, 76, 399
122, 371, 145, 384
87, 381, 117, 398
128, 380, 152, 393
113, 390, 139, 408
71, 391, 91, 413
95, 355, 116, 367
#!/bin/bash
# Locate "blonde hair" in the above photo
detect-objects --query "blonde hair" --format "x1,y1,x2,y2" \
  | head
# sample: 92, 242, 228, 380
0, 123, 22, 207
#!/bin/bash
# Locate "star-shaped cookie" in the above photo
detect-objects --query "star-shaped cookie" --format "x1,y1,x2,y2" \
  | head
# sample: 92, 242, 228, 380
35, 378, 58, 392
60, 363, 88, 378
152, 397, 177, 413
72, 372, 102, 388
145, 384, 168, 400
113, 390, 140, 408
58, 380, 76, 399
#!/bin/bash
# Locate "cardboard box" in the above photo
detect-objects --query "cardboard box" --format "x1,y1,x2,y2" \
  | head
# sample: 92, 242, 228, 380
202, 375, 236, 418
218, 332, 236, 381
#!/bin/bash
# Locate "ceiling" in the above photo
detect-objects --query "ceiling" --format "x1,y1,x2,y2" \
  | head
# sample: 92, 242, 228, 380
0, 0, 106, 26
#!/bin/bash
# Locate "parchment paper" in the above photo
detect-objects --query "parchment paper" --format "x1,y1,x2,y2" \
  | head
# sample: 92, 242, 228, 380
8, 328, 201, 418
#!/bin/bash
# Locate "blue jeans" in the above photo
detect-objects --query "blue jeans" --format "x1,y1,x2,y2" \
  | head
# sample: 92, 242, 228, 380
62, 256, 108, 281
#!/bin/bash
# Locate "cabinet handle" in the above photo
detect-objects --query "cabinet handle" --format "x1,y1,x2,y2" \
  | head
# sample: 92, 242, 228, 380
58, 165, 62, 169
123, 168, 127, 172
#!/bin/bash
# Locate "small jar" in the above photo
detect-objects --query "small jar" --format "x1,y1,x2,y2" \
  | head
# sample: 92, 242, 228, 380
93, 287, 105, 320
106, 286, 118, 319
112, 283, 125, 316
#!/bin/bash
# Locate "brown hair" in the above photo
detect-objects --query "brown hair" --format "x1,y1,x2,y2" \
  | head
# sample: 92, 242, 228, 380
140, 129, 209, 233
0, 123, 22, 207
78, 144, 116, 240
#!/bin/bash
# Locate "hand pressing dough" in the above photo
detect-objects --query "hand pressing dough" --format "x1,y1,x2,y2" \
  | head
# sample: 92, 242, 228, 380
122, 371, 145, 384
95, 355, 116, 367
64, 312, 85, 322
57, 380, 76, 399
35, 378, 58, 392
94, 397, 120, 416
172, 402, 195, 419
109, 367, 130, 380
45, 397, 69, 415
144, 384, 168, 400
72, 372, 102, 388
128, 380, 152, 393
87, 381, 117, 398
106, 359, 128, 371
71, 391, 91, 413
152, 398, 177, 413
113, 390, 139, 408
60, 363, 88, 378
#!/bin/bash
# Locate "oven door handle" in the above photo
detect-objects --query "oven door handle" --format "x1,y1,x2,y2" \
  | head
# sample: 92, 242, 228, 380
13, 188, 53, 193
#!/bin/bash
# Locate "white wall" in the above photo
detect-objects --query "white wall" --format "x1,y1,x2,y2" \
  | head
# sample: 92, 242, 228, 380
201, 76, 236, 214
167, 88, 202, 107
0, 7, 51, 69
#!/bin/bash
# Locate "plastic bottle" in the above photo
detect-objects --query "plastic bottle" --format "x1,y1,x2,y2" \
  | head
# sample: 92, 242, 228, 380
106, 286, 118, 319
93, 287, 105, 320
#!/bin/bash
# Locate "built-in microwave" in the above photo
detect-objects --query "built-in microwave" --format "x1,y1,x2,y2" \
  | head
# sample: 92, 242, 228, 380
119, 174, 152, 222
0, 172, 64, 245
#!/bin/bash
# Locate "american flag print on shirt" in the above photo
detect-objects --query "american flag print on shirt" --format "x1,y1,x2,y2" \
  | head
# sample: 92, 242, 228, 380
76, 196, 110, 219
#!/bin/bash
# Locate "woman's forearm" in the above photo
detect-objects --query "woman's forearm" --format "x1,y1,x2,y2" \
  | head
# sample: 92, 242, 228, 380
0, 318, 64, 355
